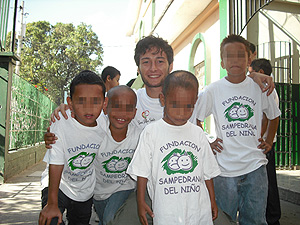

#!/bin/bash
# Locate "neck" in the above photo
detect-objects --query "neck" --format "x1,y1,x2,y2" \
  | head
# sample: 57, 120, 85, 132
225, 74, 247, 84
109, 125, 128, 142
145, 86, 163, 98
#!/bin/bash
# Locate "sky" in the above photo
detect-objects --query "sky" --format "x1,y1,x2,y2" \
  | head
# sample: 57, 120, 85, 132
8, 0, 138, 85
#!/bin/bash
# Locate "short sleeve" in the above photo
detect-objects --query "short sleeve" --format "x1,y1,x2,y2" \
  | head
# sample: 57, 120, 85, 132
193, 88, 213, 122
199, 131, 221, 180
262, 91, 281, 120
48, 122, 65, 165
126, 128, 153, 180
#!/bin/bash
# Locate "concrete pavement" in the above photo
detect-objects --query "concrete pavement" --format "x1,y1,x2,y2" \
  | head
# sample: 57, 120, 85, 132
0, 161, 299, 225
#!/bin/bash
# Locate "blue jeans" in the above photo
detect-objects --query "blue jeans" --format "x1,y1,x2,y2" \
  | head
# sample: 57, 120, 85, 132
93, 189, 134, 225
214, 165, 268, 225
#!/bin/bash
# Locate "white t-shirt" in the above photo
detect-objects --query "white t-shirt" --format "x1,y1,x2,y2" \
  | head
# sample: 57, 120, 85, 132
93, 114, 142, 200
263, 89, 279, 143
127, 119, 221, 225
132, 88, 164, 129
193, 77, 281, 177
43, 110, 103, 201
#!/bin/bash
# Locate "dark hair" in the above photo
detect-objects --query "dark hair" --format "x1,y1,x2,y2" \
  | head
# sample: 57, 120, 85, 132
107, 85, 137, 107
248, 42, 256, 54
220, 34, 250, 59
134, 35, 174, 67
70, 70, 106, 99
162, 70, 199, 97
250, 58, 272, 76
101, 66, 121, 83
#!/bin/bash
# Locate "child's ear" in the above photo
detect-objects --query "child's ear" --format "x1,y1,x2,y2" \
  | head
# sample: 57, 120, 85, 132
103, 97, 108, 115
67, 97, 73, 111
247, 56, 252, 67
258, 69, 265, 74
159, 92, 165, 107
107, 75, 111, 82
221, 60, 225, 69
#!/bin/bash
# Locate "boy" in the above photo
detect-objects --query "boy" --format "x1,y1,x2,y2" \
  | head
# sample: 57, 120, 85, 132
127, 70, 221, 225
249, 58, 281, 225
101, 66, 121, 92
93, 85, 142, 225
193, 35, 281, 224
39, 70, 106, 225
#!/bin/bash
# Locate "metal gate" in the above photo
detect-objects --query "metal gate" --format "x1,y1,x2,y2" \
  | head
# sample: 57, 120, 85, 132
257, 41, 296, 168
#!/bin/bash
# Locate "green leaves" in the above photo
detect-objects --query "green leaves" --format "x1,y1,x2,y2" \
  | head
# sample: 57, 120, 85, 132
16, 21, 103, 104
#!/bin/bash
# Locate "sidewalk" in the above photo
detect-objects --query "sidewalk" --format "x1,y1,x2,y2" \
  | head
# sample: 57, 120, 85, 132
0, 160, 299, 225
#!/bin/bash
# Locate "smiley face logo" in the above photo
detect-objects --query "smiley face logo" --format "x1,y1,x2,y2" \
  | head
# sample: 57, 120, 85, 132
162, 149, 198, 175
237, 106, 249, 119
177, 152, 193, 171
142, 110, 150, 119
103, 156, 131, 173
68, 152, 96, 171
224, 102, 254, 122
115, 159, 129, 171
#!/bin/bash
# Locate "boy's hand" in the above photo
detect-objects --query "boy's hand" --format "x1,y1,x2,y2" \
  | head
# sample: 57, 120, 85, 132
137, 201, 154, 225
249, 71, 275, 96
50, 103, 71, 123
211, 199, 218, 221
210, 138, 223, 155
44, 127, 57, 149
258, 138, 272, 154
39, 204, 62, 225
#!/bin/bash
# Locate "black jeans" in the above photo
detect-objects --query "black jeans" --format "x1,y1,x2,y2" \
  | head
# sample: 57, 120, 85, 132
266, 143, 281, 225
41, 187, 93, 225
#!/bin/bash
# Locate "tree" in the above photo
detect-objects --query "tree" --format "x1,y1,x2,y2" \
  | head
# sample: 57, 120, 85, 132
6, 21, 103, 104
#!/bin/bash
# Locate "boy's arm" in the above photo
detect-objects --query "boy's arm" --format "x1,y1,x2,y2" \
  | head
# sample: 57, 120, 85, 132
258, 117, 279, 154
39, 164, 64, 225
205, 179, 218, 221
44, 103, 71, 149
248, 71, 275, 96
137, 176, 153, 225
197, 119, 224, 155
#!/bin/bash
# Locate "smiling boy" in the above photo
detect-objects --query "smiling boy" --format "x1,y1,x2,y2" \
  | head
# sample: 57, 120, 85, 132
193, 34, 281, 224
93, 85, 143, 225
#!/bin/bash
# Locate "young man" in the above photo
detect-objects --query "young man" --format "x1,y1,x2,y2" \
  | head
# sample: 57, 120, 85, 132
249, 58, 281, 225
39, 70, 106, 225
193, 35, 281, 224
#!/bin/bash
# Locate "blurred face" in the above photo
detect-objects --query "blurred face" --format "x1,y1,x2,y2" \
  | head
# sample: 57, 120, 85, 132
221, 42, 251, 80
107, 74, 120, 91
160, 87, 198, 126
104, 91, 137, 130
67, 84, 104, 127
138, 47, 173, 88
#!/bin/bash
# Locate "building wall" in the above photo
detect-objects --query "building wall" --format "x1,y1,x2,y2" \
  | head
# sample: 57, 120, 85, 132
4, 144, 46, 181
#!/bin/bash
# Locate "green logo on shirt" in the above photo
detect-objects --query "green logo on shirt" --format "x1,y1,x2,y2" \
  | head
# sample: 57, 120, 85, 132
103, 156, 131, 173
224, 102, 254, 122
161, 149, 198, 175
68, 152, 96, 170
